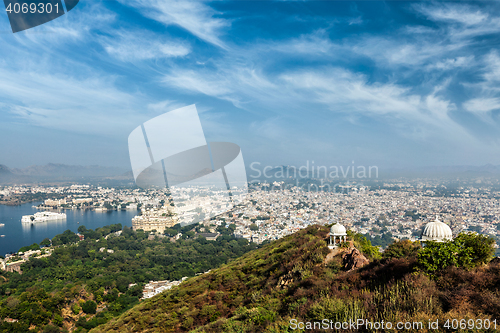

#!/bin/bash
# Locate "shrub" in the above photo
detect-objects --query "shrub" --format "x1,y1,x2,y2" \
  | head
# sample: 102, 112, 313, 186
307, 297, 366, 322
53, 314, 63, 326
326, 257, 343, 274
182, 316, 194, 329
71, 304, 81, 315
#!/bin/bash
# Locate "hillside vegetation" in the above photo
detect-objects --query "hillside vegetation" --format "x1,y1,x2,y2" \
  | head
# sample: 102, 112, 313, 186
91, 225, 499, 333
0, 224, 258, 333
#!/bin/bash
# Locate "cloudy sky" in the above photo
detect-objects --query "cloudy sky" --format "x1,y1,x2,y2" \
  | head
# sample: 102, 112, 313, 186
1, 0, 500, 170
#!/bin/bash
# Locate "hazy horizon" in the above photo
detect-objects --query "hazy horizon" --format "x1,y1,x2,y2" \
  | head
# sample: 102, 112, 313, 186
4, 161, 500, 183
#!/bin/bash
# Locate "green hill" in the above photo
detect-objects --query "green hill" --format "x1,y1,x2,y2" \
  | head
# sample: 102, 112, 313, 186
0, 224, 259, 333
90, 226, 500, 333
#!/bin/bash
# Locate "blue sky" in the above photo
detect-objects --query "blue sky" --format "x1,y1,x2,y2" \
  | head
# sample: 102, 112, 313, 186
1, 0, 500, 170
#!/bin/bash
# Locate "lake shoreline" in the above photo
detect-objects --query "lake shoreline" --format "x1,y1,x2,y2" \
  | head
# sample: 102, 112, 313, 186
0, 202, 135, 256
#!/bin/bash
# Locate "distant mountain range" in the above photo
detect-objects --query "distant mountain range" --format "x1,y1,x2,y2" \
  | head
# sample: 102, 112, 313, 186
0, 163, 222, 185
251, 164, 500, 180
2, 162, 500, 185
0, 163, 132, 184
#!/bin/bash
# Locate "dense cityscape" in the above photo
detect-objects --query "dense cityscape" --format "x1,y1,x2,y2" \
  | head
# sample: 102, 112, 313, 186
1, 178, 500, 250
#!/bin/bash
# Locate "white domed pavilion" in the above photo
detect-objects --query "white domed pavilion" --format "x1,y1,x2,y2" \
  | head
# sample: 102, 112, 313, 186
421, 216, 453, 242
329, 222, 347, 248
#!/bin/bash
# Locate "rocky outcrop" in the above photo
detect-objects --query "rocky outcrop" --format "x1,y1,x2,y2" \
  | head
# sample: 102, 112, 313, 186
277, 270, 302, 289
489, 257, 500, 266
342, 248, 369, 271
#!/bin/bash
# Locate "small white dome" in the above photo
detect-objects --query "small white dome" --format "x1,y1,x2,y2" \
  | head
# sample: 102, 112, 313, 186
421, 217, 453, 242
330, 223, 347, 236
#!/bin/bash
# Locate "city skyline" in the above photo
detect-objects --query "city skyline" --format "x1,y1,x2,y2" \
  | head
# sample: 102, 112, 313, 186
1, 1, 500, 169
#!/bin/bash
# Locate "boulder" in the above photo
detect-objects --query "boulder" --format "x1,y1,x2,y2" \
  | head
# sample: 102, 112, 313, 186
342, 248, 369, 271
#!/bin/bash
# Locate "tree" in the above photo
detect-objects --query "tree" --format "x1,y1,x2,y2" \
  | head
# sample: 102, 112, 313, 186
454, 232, 495, 268
82, 300, 97, 314
116, 276, 131, 293
42, 324, 61, 333
164, 228, 179, 237
383, 240, 420, 260
348, 231, 381, 260
417, 241, 458, 276
40, 238, 51, 247
249, 223, 259, 231
417, 232, 496, 276
19, 243, 40, 253
52, 230, 79, 246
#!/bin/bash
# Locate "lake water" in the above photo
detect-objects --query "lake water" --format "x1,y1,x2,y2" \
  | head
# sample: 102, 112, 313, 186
0, 202, 137, 256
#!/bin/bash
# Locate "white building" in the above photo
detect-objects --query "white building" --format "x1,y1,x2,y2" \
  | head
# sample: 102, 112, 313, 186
421, 216, 453, 242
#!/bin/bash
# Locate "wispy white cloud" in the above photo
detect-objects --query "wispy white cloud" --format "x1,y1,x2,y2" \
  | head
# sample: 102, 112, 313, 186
427, 56, 474, 71
463, 97, 500, 114
101, 30, 191, 62
117, 0, 230, 48
249, 117, 286, 141
147, 100, 188, 113
459, 52, 500, 123
483, 51, 500, 84
348, 16, 363, 26
0, 68, 147, 136
162, 64, 279, 110
414, 3, 488, 26
163, 69, 233, 98
351, 36, 466, 68
414, 3, 500, 40
279, 68, 461, 132
257, 27, 464, 70
269, 30, 339, 56
162, 55, 472, 143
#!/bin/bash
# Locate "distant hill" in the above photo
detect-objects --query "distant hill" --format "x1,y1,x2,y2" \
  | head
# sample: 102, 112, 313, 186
0, 163, 131, 184
384, 164, 500, 179
10, 163, 125, 178
0, 164, 31, 184
0, 164, 13, 178
91, 226, 500, 333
